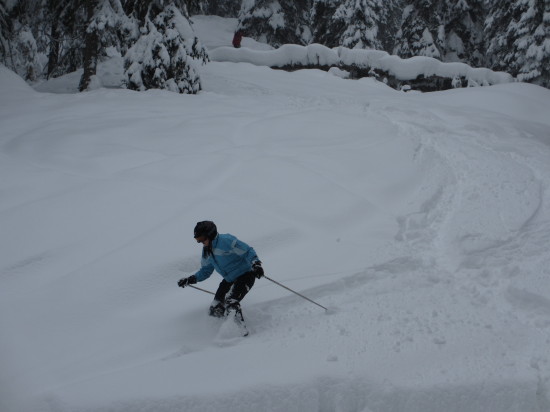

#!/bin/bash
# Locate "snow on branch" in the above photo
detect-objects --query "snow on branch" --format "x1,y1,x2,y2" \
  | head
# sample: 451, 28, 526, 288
210, 44, 514, 91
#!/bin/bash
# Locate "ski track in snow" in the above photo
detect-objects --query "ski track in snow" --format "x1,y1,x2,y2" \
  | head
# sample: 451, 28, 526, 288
2, 40, 550, 412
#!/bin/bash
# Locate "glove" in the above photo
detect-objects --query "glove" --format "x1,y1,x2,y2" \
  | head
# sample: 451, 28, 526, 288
178, 275, 197, 288
252, 261, 264, 279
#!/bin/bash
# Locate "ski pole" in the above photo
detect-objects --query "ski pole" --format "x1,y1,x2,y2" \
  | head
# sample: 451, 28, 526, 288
189, 285, 215, 295
264, 275, 328, 312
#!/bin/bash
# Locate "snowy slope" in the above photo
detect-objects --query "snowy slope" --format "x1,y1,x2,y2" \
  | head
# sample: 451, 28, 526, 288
2, 18, 550, 412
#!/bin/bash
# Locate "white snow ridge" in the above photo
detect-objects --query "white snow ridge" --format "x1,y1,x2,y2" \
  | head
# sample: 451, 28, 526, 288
1, 17, 550, 412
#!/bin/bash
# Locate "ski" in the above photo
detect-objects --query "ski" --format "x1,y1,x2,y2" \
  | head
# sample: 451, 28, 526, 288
232, 308, 249, 337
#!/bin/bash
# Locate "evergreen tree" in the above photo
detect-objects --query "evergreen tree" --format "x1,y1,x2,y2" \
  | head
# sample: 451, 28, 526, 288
44, 0, 65, 78
485, 0, 528, 75
2, 0, 550, 90
79, 0, 126, 91
206, 0, 241, 17
80, 0, 101, 91
442, 0, 485, 65
485, 0, 550, 86
45, 0, 87, 78
238, 0, 312, 47
485, 0, 515, 73
312, 0, 400, 50
393, 0, 445, 59
376, 0, 401, 52
0, 1, 10, 63
516, 0, 550, 87
11, 23, 41, 81
123, 1, 208, 93
185, 0, 208, 15
3, 0, 47, 81
186, 0, 241, 17
310, 0, 339, 47
314, 0, 380, 49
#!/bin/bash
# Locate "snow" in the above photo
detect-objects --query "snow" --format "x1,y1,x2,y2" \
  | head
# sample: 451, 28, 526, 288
2, 15, 550, 412
192, 14, 513, 88
191, 15, 274, 51
211, 43, 342, 68
210, 43, 514, 86
34, 57, 125, 94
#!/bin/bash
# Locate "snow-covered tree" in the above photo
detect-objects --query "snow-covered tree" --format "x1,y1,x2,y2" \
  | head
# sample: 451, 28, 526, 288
485, 0, 525, 74
10, 23, 42, 81
186, 0, 241, 17
45, 0, 87, 78
376, 0, 402, 52
0, 1, 10, 63
485, 0, 550, 87
123, 2, 208, 93
79, 0, 127, 91
314, 0, 380, 49
2, 0, 550, 90
238, 0, 312, 47
485, 0, 514, 73
310, 0, 338, 46
1, 0, 50, 81
206, 0, 241, 17
312, 0, 400, 50
393, 0, 445, 59
515, 0, 550, 87
185, 0, 207, 15
442, 0, 485, 65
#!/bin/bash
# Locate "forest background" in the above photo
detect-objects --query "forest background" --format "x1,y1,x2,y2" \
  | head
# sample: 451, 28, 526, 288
0, 0, 548, 93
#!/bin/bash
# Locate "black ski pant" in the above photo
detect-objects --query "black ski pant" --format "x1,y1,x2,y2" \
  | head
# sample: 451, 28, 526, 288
212, 271, 256, 311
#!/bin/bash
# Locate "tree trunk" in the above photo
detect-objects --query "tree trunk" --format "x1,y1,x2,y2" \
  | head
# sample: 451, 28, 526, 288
79, 1, 99, 91
47, 19, 60, 79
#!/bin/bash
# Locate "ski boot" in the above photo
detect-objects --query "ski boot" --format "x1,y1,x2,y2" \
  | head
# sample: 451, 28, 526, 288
209, 301, 225, 318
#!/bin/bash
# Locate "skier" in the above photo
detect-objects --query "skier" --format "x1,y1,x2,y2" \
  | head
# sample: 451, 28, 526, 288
232, 30, 243, 48
178, 221, 264, 323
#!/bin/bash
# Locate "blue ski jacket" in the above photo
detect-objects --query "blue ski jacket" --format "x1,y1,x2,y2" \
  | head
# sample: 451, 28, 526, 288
194, 233, 259, 283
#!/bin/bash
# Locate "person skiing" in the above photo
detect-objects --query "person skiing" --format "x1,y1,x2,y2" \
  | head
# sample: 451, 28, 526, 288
177, 221, 264, 322
232, 30, 243, 48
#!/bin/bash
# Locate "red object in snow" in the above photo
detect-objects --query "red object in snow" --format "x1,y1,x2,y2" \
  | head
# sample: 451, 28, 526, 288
232, 31, 243, 48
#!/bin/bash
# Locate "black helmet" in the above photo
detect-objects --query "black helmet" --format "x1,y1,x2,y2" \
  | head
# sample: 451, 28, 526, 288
194, 221, 217, 240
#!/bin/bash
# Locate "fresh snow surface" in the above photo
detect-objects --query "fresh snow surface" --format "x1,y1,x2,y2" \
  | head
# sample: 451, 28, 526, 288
2, 16, 550, 412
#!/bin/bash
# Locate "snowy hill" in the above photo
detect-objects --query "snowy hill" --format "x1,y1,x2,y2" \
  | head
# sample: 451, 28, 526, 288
2, 18, 550, 412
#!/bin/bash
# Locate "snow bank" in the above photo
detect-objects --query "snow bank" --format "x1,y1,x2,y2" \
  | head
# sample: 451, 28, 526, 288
210, 44, 514, 90
210, 43, 340, 68
338, 48, 514, 86
0, 64, 36, 96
